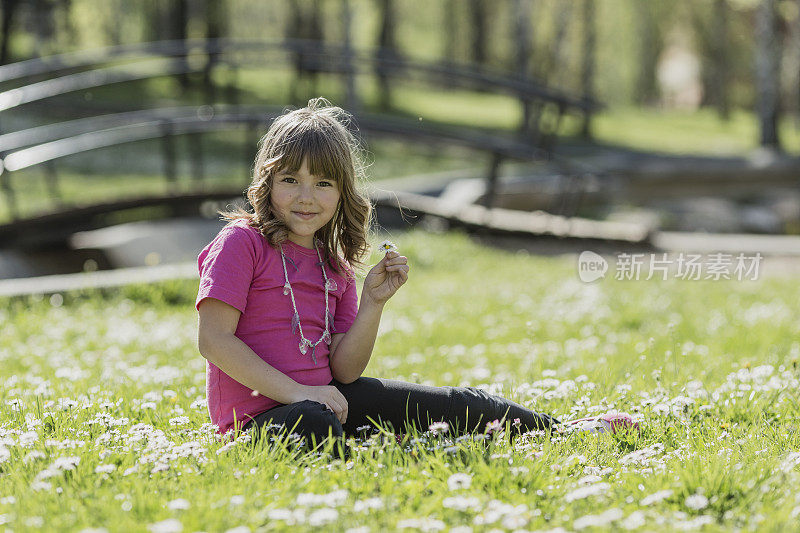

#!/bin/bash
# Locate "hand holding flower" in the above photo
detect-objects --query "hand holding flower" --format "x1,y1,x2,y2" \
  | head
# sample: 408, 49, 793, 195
363, 244, 409, 306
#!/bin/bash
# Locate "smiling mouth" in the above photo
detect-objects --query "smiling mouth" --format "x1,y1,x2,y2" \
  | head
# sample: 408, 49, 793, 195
292, 211, 318, 220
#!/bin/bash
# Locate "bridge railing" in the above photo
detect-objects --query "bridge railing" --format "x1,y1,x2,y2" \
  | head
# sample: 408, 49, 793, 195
0, 39, 602, 223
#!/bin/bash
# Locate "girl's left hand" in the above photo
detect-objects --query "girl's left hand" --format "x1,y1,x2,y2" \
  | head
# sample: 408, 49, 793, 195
363, 251, 409, 305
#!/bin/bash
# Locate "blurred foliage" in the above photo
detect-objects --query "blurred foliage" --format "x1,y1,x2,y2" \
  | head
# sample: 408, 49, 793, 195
2, 0, 798, 111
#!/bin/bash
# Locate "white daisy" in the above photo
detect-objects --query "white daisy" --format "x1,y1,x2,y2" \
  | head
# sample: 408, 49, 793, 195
378, 240, 397, 253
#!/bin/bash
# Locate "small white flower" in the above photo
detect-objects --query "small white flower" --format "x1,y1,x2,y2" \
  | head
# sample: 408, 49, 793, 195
564, 483, 610, 502
30, 480, 52, 491
641, 489, 673, 506
51, 456, 80, 471
229, 495, 245, 506
167, 499, 190, 511
573, 508, 623, 530
94, 464, 116, 474
353, 498, 384, 513
148, 518, 183, 533
308, 508, 339, 526
428, 421, 449, 435
442, 496, 482, 512
296, 489, 349, 507
621, 511, 647, 530
685, 493, 709, 510
24, 450, 47, 464
397, 517, 446, 530
224, 527, 251, 533
168, 416, 190, 426
378, 240, 398, 253
447, 473, 472, 491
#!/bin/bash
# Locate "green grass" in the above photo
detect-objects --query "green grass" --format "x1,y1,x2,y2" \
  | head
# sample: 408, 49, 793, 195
588, 107, 800, 156
2, 230, 800, 531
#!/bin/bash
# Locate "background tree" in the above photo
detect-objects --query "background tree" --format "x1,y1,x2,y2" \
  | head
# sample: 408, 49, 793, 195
634, 0, 663, 105
468, 0, 487, 66
375, 0, 398, 111
167, 0, 191, 92
755, 0, 782, 149
443, 0, 458, 64
580, 0, 595, 138
0, 0, 22, 64
690, 0, 732, 120
512, 0, 533, 137
539, 1, 572, 86
287, 0, 325, 104
203, 0, 228, 102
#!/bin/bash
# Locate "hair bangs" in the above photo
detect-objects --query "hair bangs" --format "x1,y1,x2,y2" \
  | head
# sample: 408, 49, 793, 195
275, 126, 349, 186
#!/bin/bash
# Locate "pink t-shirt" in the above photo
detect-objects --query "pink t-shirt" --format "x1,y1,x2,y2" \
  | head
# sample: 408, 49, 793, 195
195, 220, 358, 435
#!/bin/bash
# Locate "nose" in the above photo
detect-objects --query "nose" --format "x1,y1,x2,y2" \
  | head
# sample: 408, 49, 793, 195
297, 183, 314, 203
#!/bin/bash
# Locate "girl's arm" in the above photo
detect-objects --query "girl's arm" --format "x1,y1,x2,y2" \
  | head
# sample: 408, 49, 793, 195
198, 298, 349, 422
329, 250, 409, 384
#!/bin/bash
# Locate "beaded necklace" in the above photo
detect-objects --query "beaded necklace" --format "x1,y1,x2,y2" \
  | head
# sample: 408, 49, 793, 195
279, 240, 336, 365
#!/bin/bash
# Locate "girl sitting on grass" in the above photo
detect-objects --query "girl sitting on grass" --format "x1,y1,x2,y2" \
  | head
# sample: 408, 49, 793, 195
195, 98, 636, 452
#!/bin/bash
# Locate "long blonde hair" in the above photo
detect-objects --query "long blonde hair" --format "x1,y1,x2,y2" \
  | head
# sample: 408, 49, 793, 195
220, 98, 372, 273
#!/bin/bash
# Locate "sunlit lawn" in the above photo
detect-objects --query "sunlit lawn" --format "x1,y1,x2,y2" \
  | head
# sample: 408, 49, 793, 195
2, 230, 800, 531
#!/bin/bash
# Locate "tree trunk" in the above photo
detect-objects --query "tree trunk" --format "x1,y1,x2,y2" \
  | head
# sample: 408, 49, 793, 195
540, 1, 571, 84
469, 0, 487, 66
580, 0, 595, 138
755, 0, 782, 149
203, 0, 227, 101
142, 0, 163, 42
169, 0, 190, 91
512, 0, 531, 75
794, 0, 800, 128
443, 0, 457, 64
634, 1, 660, 105
287, 0, 303, 103
376, 0, 398, 111
342, 0, 358, 111
512, 0, 532, 137
710, 0, 731, 120
0, 0, 22, 64
31, 0, 58, 58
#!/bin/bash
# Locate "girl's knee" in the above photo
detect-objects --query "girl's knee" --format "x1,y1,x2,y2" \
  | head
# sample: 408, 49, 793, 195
289, 400, 343, 440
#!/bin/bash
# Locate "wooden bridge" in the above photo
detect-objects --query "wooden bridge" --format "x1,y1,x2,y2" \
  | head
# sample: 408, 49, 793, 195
0, 38, 622, 251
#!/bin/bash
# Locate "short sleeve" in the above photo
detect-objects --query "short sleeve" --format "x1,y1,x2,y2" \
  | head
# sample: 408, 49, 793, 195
333, 278, 358, 334
196, 224, 257, 314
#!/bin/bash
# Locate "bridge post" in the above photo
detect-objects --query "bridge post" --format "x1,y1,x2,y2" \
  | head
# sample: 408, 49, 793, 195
244, 120, 258, 185
188, 132, 204, 184
160, 121, 178, 192
224, 60, 239, 106
44, 161, 64, 208
541, 102, 566, 154
482, 152, 503, 209
0, 157, 18, 220
520, 99, 533, 140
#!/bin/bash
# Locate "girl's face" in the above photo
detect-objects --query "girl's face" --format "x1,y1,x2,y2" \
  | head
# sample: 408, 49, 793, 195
270, 156, 341, 249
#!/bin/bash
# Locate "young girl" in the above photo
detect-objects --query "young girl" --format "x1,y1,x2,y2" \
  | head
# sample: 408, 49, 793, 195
196, 98, 636, 450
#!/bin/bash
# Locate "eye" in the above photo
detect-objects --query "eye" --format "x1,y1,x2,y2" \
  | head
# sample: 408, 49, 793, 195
280, 176, 297, 183
317, 180, 334, 187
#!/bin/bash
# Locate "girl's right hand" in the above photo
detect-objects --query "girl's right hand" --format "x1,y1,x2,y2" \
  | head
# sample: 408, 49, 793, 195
290, 384, 348, 424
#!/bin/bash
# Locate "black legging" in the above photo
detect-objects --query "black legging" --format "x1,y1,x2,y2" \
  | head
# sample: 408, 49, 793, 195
241, 376, 558, 450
